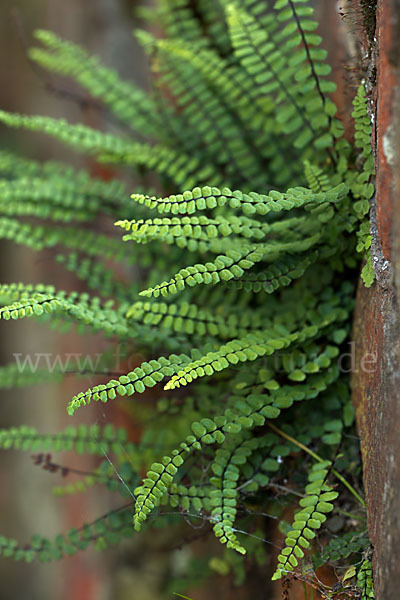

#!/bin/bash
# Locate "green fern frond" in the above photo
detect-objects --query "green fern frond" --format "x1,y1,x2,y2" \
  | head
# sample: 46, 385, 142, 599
0, 111, 217, 188
0, 111, 135, 157
272, 459, 338, 580
0, 363, 64, 389
345, 85, 375, 288
133, 364, 341, 533
0, 175, 127, 220
312, 530, 370, 569
0, 423, 133, 455
30, 30, 162, 137
210, 432, 280, 554
223, 252, 319, 292
357, 557, 375, 599
138, 232, 325, 298
55, 252, 133, 300
130, 183, 347, 216
304, 160, 333, 192
0, 217, 127, 261
126, 299, 273, 340
226, 3, 340, 153
155, 0, 207, 48
0, 505, 134, 562
163, 308, 344, 391
167, 482, 213, 513
53, 460, 138, 498
67, 352, 191, 415
0, 284, 130, 337
195, 0, 231, 54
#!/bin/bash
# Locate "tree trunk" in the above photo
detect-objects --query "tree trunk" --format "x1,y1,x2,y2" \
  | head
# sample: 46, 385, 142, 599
353, 2, 400, 598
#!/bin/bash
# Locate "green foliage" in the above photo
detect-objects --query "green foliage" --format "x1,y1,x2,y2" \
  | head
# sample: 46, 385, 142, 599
351, 86, 375, 287
357, 557, 375, 599
0, 506, 134, 562
0, 362, 64, 389
226, 2, 340, 153
312, 530, 370, 569
129, 184, 347, 215
0, 0, 375, 596
30, 30, 162, 137
272, 460, 339, 580
67, 352, 189, 414
0, 424, 134, 455
0, 283, 130, 336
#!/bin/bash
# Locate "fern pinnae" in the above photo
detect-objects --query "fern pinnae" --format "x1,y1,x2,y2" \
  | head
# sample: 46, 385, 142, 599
224, 252, 319, 293
67, 352, 192, 415
272, 459, 339, 580
209, 431, 251, 555
226, 4, 317, 149
148, 39, 237, 168
0, 423, 134, 455
130, 183, 347, 216
149, 62, 218, 172
312, 530, 370, 570
134, 404, 276, 532
0, 502, 135, 562
138, 246, 255, 297
157, 39, 277, 187
133, 365, 342, 534
357, 555, 374, 599
0, 285, 131, 338
126, 299, 271, 340
304, 160, 333, 193
0, 157, 132, 217
168, 482, 213, 514
285, 0, 328, 109
0, 362, 64, 389
157, 0, 207, 49
0, 178, 100, 220
0, 200, 90, 224
138, 229, 328, 299
149, 38, 263, 187
116, 213, 311, 245
209, 432, 286, 554
55, 252, 135, 301
0, 111, 135, 157
0, 111, 217, 189
162, 310, 343, 392
195, 0, 232, 55
30, 30, 162, 138
140, 29, 216, 165
0, 218, 128, 262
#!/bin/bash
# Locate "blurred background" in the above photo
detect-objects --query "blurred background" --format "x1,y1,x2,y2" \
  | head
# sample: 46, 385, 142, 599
0, 2, 156, 599
0, 1, 350, 599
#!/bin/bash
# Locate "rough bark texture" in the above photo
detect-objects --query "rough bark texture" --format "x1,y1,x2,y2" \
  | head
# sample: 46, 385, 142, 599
353, 1, 400, 598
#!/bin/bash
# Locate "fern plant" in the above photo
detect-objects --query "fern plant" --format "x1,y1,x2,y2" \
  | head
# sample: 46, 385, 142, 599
0, 0, 375, 596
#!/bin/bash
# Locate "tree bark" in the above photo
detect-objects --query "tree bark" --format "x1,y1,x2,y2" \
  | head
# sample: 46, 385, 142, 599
353, 2, 400, 598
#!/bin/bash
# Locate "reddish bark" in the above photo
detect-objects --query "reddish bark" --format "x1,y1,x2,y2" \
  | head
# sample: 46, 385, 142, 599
353, 1, 400, 598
